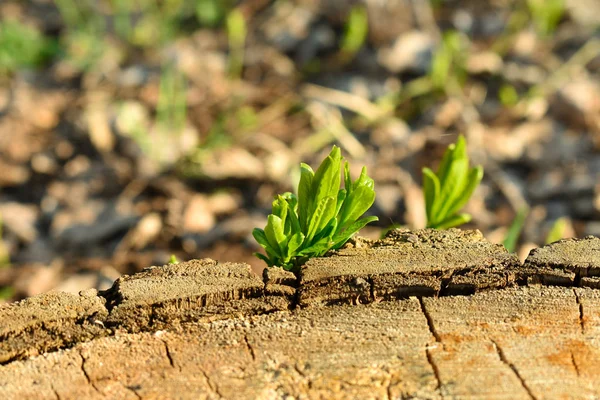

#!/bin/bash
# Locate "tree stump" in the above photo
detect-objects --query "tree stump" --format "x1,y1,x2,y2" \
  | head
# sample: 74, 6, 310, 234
1, 229, 599, 399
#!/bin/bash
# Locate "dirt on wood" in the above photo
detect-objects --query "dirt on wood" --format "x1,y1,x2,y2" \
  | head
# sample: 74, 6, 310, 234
0, 229, 599, 399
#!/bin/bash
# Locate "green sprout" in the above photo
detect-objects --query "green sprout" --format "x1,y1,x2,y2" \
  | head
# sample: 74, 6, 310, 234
423, 136, 483, 229
168, 254, 179, 264
253, 146, 378, 272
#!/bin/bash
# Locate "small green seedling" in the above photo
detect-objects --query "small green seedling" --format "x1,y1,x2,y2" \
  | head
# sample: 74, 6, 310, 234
253, 146, 378, 272
423, 135, 483, 229
168, 254, 179, 264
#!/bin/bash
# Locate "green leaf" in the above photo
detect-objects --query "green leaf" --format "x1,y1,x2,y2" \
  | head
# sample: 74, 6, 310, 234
332, 216, 379, 249
264, 215, 285, 256
252, 228, 270, 250
297, 163, 314, 232
435, 157, 468, 222
444, 165, 483, 219
306, 196, 335, 242
338, 185, 375, 230
422, 167, 440, 223
272, 195, 289, 227
311, 217, 337, 245
253, 252, 273, 267
434, 213, 472, 230
344, 161, 352, 192
311, 147, 342, 211
353, 166, 375, 191
297, 236, 332, 257
286, 232, 305, 259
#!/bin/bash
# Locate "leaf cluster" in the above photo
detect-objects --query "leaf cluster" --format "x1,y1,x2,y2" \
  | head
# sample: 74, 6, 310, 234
423, 136, 483, 229
253, 146, 378, 272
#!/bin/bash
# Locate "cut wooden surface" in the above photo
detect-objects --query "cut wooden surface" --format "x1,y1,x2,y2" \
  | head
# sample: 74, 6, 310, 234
300, 229, 520, 306
0, 290, 107, 364
523, 236, 600, 286
1, 229, 599, 399
1, 286, 599, 399
103, 258, 290, 332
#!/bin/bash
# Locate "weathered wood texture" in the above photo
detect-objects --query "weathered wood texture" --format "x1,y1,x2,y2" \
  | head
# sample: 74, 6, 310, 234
0, 229, 599, 399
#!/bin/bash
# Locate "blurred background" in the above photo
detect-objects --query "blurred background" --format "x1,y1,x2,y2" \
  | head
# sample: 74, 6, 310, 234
0, 0, 599, 302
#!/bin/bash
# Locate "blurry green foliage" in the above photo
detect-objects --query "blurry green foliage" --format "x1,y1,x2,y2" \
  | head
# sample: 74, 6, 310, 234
235, 106, 259, 131
0, 213, 9, 268
196, 0, 234, 27
499, 84, 520, 107
61, 28, 106, 71
503, 206, 529, 252
527, 0, 565, 36
545, 217, 569, 244
0, 20, 56, 75
430, 31, 468, 92
0, 286, 14, 301
340, 5, 369, 57
157, 63, 188, 134
227, 8, 247, 78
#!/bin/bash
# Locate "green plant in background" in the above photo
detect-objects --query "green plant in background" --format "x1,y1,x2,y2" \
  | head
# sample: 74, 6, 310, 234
55, 0, 106, 71
527, 0, 565, 36
545, 217, 569, 244
253, 146, 378, 271
429, 31, 468, 92
156, 62, 187, 134
503, 206, 529, 252
0, 286, 14, 301
226, 8, 247, 78
127, 0, 189, 47
168, 254, 179, 264
423, 136, 484, 229
498, 84, 520, 107
0, 20, 56, 76
196, 0, 234, 27
0, 213, 9, 268
340, 5, 369, 58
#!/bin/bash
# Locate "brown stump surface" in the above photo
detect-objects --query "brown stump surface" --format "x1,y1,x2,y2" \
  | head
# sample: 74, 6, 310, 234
1, 229, 599, 399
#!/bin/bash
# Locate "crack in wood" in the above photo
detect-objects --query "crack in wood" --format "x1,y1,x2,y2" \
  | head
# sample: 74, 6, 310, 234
418, 297, 443, 394
198, 366, 224, 399
122, 382, 143, 400
425, 347, 443, 394
572, 288, 585, 334
78, 351, 103, 395
491, 340, 537, 400
570, 352, 580, 377
243, 334, 256, 362
160, 338, 177, 370
50, 385, 62, 400
418, 298, 441, 343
